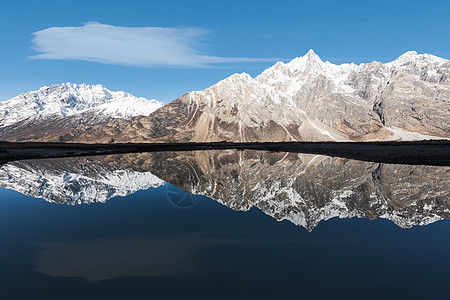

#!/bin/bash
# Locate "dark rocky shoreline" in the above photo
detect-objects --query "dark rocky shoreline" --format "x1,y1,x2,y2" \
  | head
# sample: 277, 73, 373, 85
0, 140, 449, 166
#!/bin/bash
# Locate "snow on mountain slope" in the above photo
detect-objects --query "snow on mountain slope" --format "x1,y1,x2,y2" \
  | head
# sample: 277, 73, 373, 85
0, 83, 163, 128
386, 51, 450, 83
174, 49, 449, 142
256, 50, 449, 96
256, 49, 359, 96
1, 50, 449, 143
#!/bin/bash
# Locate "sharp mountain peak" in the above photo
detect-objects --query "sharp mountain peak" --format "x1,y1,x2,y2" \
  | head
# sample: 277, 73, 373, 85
0, 50, 448, 143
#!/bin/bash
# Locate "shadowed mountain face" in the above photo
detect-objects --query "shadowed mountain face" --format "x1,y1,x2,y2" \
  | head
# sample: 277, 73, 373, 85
0, 151, 448, 230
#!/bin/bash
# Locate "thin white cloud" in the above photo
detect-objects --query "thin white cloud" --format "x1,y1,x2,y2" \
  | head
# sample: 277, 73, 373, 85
30, 22, 275, 68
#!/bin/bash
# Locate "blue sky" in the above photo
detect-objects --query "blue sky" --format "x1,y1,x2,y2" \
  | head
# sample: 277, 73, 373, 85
1, 0, 449, 103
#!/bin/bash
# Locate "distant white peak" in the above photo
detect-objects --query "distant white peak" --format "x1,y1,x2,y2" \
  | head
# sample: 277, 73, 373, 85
257, 49, 346, 83
255, 49, 359, 96
0, 83, 163, 127
398, 50, 419, 59
387, 51, 449, 67
44, 82, 104, 91
94, 97, 163, 118
305, 49, 321, 61
287, 49, 324, 69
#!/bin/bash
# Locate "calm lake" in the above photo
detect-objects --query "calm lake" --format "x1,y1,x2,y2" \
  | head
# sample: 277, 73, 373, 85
0, 150, 449, 299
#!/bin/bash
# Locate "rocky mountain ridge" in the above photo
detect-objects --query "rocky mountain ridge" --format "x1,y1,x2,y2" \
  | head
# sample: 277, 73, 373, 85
41, 50, 449, 143
0, 50, 448, 143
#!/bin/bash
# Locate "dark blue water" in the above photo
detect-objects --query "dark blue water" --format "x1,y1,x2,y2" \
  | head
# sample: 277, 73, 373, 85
1, 184, 449, 300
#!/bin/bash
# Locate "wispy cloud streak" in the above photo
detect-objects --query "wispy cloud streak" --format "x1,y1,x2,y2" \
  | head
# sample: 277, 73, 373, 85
30, 22, 275, 68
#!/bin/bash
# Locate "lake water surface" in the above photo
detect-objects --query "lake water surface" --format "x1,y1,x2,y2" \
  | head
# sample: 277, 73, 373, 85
0, 150, 449, 299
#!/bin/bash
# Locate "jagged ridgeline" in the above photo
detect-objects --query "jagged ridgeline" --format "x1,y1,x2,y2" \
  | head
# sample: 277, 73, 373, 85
0, 50, 449, 143
1, 150, 448, 231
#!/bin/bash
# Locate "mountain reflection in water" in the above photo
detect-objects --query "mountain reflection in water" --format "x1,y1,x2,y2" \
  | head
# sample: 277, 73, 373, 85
0, 150, 448, 231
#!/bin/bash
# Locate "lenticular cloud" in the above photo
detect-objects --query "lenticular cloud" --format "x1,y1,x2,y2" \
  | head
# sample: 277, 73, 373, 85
30, 22, 273, 68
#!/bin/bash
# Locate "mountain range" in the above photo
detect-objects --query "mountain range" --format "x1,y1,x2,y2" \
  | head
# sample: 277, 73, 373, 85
0, 83, 163, 142
0, 50, 449, 142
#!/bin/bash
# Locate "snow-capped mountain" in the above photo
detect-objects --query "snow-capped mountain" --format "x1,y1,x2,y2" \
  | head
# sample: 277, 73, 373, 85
0, 83, 162, 126
34, 50, 447, 144
0, 83, 163, 141
0, 50, 448, 143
